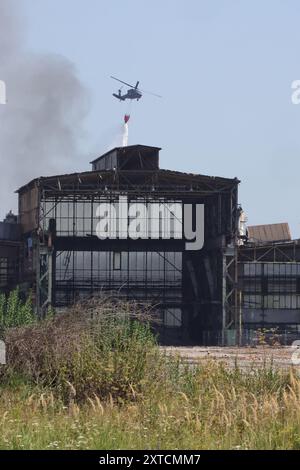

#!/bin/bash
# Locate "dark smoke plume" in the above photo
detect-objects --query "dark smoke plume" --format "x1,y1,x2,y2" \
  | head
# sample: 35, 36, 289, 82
0, 0, 90, 217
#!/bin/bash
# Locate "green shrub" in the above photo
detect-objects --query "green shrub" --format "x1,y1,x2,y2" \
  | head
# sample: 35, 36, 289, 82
0, 288, 36, 330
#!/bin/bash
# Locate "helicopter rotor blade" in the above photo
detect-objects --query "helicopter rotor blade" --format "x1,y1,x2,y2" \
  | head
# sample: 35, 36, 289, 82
110, 76, 136, 89
138, 88, 162, 98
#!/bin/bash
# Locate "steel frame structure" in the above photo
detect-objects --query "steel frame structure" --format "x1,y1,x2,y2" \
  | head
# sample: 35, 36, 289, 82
238, 241, 300, 334
17, 153, 239, 344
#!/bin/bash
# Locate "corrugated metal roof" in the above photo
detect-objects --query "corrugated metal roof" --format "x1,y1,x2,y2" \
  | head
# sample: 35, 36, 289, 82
248, 223, 291, 243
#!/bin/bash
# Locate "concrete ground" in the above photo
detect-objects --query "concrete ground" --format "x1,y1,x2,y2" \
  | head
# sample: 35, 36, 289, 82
162, 346, 300, 370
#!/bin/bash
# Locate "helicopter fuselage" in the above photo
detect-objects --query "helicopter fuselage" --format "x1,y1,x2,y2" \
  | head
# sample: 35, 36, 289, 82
113, 88, 142, 101
111, 76, 161, 102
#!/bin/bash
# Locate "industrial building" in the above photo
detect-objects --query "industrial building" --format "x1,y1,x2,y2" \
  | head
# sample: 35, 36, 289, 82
1, 144, 300, 344
239, 224, 300, 343
0, 212, 20, 294
1, 145, 239, 344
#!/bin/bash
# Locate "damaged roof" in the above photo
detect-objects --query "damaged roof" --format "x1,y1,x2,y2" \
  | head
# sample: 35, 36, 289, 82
247, 223, 292, 243
16, 168, 239, 194
16, 144, 239, 194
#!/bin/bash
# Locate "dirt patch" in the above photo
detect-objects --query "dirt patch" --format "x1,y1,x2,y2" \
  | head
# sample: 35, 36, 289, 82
162, 346, 299, 370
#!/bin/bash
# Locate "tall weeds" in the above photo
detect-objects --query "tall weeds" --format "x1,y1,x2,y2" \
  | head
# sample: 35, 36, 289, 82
5, 298, 161, 402
1, 296, 300, 449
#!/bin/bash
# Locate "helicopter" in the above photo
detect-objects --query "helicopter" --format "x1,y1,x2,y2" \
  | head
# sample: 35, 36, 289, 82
111, 76, 161, 102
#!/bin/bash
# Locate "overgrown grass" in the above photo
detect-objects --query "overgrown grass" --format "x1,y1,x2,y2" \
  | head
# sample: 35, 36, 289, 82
1, 362, 300, 449
1, 298, 300, 449
5, 298, 161, 402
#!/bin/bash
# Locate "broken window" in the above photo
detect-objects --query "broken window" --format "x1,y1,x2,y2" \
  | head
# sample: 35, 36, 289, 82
113, 252, 121, 271
164, 308, 182, 327
0, 258, 8, 288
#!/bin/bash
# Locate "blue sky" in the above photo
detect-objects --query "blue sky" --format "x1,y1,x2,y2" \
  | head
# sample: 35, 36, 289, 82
15, 1, 300, 236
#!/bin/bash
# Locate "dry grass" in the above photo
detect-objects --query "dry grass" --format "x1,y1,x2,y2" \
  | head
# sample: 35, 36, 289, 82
4, 298, 160, 402
1, 363, 300, 449
1, 298, 300, 449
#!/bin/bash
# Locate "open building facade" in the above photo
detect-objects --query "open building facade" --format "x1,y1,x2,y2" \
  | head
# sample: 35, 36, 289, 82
1, 145, 300, 344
